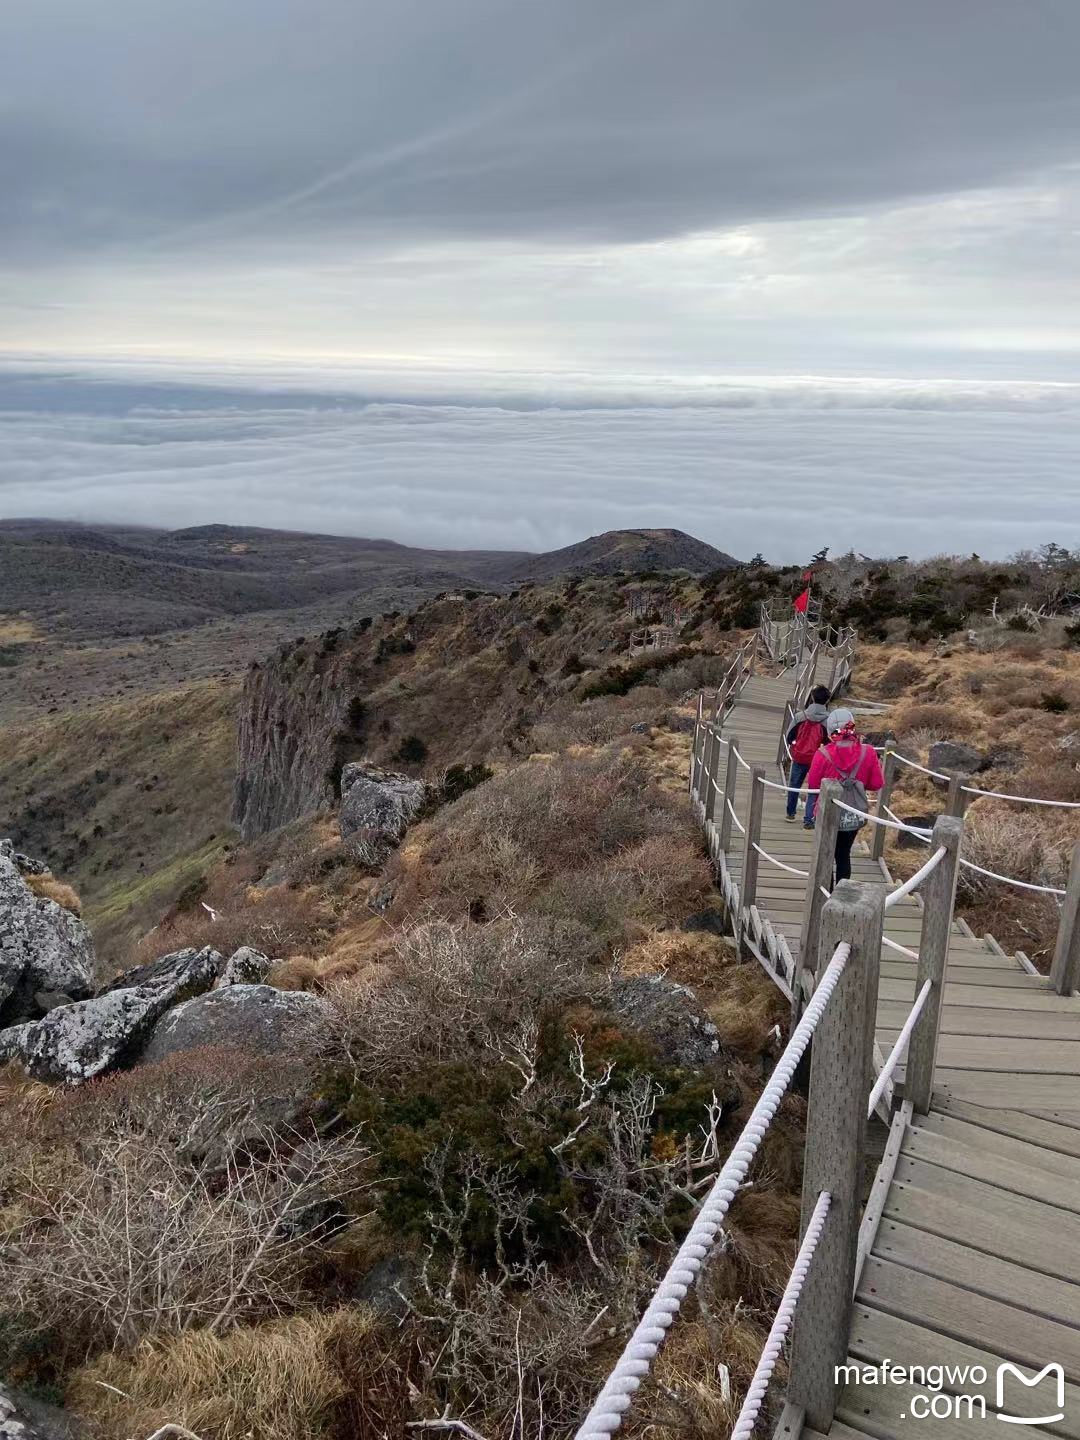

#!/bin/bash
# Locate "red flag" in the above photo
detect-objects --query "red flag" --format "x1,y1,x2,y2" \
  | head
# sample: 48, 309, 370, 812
793, 568, 813, 614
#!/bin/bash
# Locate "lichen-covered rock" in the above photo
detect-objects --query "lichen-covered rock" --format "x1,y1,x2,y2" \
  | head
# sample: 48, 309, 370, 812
217, 946, 272, 987
141, 983, 327, 1065
927, 741, 983, 777
0, 840, 94, 1026
339, 762, 427, 845
0, 946, 222, 1084
610, 974, 721, 1068
0, 1382, 80, 1440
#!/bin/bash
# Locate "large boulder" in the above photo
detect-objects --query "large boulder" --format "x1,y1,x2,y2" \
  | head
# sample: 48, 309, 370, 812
0, 1383, 80, 1440
141, 983, 327, 1065
0, 841, 94, 1026
0, 946, 222, 1084
217, 946, 272, 987
610, 974, 721, 1068
927, 741, 982, 777
339, 762, 427, 845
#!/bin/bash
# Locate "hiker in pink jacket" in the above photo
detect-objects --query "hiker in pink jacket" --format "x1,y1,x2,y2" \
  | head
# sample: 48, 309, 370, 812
806, 709, 885, 883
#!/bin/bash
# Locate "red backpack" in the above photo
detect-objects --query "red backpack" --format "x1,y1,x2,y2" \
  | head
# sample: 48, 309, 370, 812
790, 718, 827, 765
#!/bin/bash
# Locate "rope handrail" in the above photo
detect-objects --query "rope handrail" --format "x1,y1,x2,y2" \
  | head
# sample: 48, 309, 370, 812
728, 1190, 832, 1440
832, 800, 930, 838
960, 783, 1080, 810
758, 772, 821, 795
883, 846, 947, 910
751, 842, 811, 879
894, 752, 1080, 811
883, 804, 930, 839
882, 934, 920, 959
574, 943, 853, 1439
879, 805, 1065, 898
726, 798, 747, 835
893, 754, 949, 781
867, 978, 932, 1115
957, 856, 1067, 897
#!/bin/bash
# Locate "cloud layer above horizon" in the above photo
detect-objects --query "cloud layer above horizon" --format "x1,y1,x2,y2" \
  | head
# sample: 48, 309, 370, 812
3, 369, 1077, 561
3, 0, 1080, 373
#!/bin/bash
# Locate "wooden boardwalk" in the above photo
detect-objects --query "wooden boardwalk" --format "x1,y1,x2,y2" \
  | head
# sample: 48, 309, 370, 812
709, 661, 1080, 1438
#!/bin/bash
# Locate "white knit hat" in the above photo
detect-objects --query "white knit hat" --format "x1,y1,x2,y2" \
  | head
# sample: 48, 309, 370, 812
826, 707, 855, 735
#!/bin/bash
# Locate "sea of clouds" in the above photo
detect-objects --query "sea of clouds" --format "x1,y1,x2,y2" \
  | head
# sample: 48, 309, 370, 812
1, 362, 1078, 560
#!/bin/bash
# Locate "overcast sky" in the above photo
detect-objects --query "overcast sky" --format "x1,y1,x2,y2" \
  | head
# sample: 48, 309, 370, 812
1, 0, 1078, 554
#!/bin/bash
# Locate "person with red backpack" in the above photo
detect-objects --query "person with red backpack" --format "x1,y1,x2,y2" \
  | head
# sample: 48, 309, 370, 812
806, 709, 886, 883
784, 685, 831, 823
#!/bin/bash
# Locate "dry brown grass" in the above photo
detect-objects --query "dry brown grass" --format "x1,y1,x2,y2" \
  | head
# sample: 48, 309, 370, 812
621, 929, 733, 988
707, 966, 789, 1059
70, 1307, 410, 1440
25, 873, 82, 915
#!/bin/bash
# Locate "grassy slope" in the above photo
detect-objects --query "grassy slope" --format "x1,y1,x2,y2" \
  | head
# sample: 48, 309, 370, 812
0, 679, 239, 965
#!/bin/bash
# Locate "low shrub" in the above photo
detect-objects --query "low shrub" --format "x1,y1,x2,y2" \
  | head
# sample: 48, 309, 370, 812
394, 734, 428, 765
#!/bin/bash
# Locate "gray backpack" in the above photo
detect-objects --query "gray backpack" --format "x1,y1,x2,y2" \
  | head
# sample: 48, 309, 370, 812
832, 748, 868, 831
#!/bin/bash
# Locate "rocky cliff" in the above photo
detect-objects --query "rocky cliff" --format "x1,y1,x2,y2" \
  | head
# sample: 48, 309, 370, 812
231, 576, 698, 840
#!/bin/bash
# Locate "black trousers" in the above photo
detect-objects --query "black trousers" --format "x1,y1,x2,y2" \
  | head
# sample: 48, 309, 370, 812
834, 829, 858, 884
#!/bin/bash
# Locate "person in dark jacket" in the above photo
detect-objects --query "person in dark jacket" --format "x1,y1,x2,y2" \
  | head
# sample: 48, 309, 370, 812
785, 685, 831, 823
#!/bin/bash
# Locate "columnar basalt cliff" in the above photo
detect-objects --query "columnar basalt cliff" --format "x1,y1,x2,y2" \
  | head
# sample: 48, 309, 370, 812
231, 574, 721, 840
231, 591, 548, 839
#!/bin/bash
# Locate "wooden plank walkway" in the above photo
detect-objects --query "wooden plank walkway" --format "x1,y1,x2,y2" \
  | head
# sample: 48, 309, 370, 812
708, 655, 1080, 1438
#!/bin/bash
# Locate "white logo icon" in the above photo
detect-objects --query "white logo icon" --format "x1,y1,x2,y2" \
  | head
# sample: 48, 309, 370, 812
996, 1363, 1065, 1426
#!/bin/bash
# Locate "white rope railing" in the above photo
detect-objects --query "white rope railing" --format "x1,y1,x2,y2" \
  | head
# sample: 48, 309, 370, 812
957, 857, 1067, 897
758, 774, 822, 795
882, 934, 920, 960
894, 753, 1080, 811
751, 842, 811, 879
832, 800, 930, 838
574, 942, 853, 1440
728, 1190, 832, 1440
881, 806, 1071, 892
883, 846, 947, 909
961, 783, 1080, 809
726, 798, 746, 835
867, 978, 932, 1115
883, 804, 930, 839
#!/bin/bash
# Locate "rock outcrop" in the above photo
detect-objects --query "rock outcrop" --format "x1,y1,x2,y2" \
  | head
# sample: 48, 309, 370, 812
0, 841, 94, 1027
927, 740, 982, 776
0, 945, 223, 1083
141, 983, 326, 1065
217, 945, 271, 986
0, 1383, 80, 1440
339, 762, 427, 844
610, 974, 721, 1068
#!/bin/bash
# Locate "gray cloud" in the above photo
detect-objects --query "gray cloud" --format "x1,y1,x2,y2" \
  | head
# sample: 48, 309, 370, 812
4, 0, 1080, 261
2, 371, 1077, 560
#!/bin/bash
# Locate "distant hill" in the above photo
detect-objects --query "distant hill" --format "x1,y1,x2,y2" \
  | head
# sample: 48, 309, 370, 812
503, 528, 737, 583
0, 520, 737, 641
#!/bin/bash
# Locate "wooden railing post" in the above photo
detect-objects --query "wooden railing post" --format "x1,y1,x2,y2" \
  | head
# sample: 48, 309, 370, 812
703, 725, 723, 825
718, 736, 741, 854
689, 695, 705, 800
906, 814, 963, 1114
738, 765, 767, 957
945, 772, 967, 818
871, 748, 897, 861
788, 880, 885, 1432
1051, 842, 1080, 996
777, 700, 794, 772
794, 779, 842, 1015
